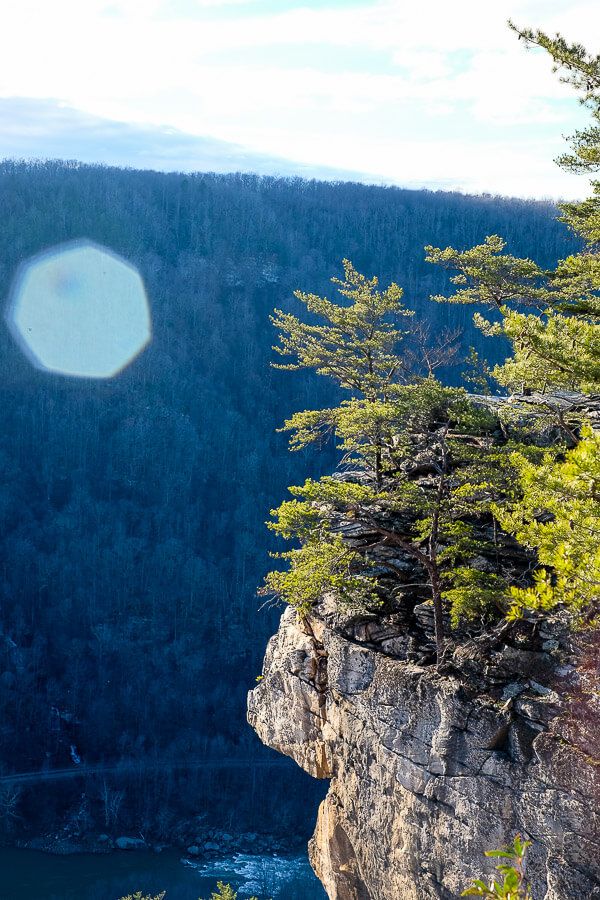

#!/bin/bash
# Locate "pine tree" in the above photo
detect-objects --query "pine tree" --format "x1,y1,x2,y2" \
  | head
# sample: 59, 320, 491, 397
272, 260, 459, 487
263, 26, 600, 657
425, 24, 600, 621
271, 258, 413, 401
426, 27, 600, 402
424, 235, 600, 399
493, 426, 600, 620
264, 322, 519, 659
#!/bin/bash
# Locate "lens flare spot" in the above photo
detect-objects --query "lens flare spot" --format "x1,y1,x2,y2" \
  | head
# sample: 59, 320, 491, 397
5, 240, 151, 379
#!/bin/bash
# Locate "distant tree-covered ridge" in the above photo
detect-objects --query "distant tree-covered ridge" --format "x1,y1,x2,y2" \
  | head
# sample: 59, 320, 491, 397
263, 24, 600, 658
0, 160, 578, 834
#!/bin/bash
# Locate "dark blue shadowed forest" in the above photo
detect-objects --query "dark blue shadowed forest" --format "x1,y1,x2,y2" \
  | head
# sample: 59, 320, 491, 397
0, 160, 578, 837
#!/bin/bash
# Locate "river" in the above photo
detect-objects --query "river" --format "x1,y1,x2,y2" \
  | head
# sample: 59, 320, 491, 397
0, 848, 327, 900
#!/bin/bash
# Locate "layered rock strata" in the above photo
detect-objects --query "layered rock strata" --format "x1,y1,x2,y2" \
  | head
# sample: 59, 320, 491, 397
248, 603, 600, 899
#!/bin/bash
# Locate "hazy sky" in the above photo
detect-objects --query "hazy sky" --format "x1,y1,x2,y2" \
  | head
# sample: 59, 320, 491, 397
1, 0, 599, 197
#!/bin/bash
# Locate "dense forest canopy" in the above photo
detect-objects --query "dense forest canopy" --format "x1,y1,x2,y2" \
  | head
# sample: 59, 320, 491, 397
0, 160, 578, 834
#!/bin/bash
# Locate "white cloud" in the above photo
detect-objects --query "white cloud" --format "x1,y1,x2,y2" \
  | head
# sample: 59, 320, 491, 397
0, 0, 598, 197
190, 0, 260, 7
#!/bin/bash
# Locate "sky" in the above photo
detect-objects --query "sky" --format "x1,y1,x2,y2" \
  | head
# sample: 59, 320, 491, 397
1, 0, 599, 198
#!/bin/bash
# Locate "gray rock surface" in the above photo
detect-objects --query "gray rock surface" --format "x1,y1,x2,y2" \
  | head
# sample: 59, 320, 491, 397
248, 606, 600, 900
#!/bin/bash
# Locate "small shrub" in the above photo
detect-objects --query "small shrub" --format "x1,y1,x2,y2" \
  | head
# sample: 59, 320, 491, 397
462, 834, 532, 898
118, 893, 166, 900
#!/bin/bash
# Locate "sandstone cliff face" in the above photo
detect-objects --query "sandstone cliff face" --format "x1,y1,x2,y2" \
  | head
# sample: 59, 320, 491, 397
248, 604, 600, 900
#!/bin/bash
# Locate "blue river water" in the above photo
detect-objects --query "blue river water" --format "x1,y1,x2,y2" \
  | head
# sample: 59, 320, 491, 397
0, 848, 327, 900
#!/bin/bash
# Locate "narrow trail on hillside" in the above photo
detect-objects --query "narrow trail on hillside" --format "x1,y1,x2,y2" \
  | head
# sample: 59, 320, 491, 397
0, 756, 290, 786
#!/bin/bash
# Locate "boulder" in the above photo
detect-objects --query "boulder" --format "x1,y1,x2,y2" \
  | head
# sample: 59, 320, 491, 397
115, 836, 146, 851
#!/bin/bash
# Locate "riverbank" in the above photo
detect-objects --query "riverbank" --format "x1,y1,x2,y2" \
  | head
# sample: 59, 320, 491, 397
13, 824, 295, 859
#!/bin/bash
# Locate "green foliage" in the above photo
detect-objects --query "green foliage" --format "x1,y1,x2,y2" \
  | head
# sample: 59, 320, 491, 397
426, 235, 549, 309
442, 568, 508, 628
271, 258, 413, 399
209, 886, 236, 900
493, 427, 600, 620
508, 22, 600, 176
265, 378, 520, 648
118, 893, 166, 900
491, 308, 600, 394
199, 882, 260, 900
462, 834, 533, 899
507, 22, 600, 255
426, 26, 600, 399
265, 25, 600, 662
425, 22, 600, 632
462, 347, 496, 394
267, 260, 516, 654
262, 530, 378, 615
426, 237, 600, 394
281, 379, 466, 466
550, 252, 600, 319
560, 184, 600, 244
119, 883, 261, 900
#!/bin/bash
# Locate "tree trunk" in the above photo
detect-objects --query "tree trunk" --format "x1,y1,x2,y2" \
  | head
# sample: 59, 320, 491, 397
429, 436, 448, 662
375, 443, 382, 490
430, 566, 445, 662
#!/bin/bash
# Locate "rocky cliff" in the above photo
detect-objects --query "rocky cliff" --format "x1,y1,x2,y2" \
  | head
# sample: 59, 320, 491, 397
248, 600, 600, 899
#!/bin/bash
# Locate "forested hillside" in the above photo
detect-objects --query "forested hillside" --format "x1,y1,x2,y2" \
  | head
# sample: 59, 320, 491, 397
0, 160, 578, 835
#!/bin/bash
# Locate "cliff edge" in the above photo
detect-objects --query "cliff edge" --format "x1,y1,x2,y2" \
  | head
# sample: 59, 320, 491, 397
248, 602, 600, 899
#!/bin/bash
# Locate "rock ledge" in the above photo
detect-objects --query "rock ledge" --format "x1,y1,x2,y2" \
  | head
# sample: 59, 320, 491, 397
248, 606, 600, 900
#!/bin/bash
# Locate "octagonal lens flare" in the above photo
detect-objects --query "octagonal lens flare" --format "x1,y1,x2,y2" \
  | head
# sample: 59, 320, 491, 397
6, 241, 151, 378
